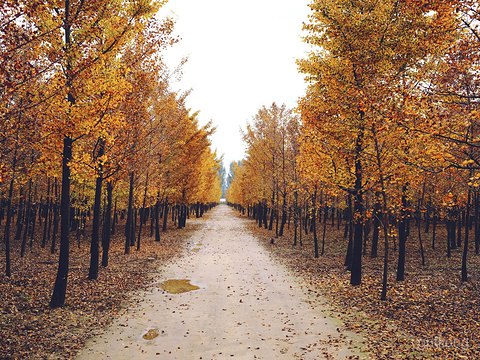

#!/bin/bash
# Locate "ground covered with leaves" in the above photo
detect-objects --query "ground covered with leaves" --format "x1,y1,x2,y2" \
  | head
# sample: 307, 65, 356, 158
0, 220, 202, 359
246, 215, 480, 359
3, 209, 479, 359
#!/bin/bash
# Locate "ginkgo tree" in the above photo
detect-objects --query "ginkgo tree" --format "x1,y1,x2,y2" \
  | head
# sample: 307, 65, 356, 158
401, 1, 480, 282
297, 0, 459, 287
38, 0, 169, 308
237, 103, 300, 234
1, 0, 223, 309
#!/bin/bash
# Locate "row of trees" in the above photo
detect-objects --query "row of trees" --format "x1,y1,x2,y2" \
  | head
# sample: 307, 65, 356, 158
226, 0, 480, 299
1, 1, 222, 308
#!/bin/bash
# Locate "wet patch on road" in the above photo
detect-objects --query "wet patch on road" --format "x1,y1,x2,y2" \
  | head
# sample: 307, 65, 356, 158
161, 279, 200, 294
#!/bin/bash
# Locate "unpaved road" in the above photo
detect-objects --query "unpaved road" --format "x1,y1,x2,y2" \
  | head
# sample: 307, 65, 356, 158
75, 205, 366, 360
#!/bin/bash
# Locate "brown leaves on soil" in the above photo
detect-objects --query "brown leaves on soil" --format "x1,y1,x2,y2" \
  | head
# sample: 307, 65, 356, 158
0, 222, 201, 359
247, 219, 480, 360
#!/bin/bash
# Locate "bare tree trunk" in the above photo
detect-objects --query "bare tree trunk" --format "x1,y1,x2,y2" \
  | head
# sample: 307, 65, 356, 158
89, 139, 105, 280
14, 186, 25, 242
20, 180, 33, 257
396, 184, 408, 282
50, 178, 59, 254
102, 181, 113, 267
155, 199, 161, 242
3, 144, 17, 277
416, 191, 426, 266
162, 197, 169, 232
380, 192, 389, 301
321, 205, 328, 256
345, 195, 353, 269
350, 129, 364, 286
475, 192, 479, 254
125, 172, 134, 254
137, 171, 148, 251
49, 135, 73, 308
111, 196, 117, 236
462, 188, 471, 282
41, 178, 51, 248
312, 188, 318, 259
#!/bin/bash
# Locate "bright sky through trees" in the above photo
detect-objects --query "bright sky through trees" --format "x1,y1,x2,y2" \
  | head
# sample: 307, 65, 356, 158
159, 0, 311, 167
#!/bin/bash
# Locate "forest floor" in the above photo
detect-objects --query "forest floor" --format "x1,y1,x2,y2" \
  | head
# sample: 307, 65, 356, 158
0, 216, 201, 359
247, 211, 480, 359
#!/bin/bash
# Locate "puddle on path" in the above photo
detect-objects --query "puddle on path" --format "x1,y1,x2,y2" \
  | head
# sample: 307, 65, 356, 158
161, 279, 200, 294
142, 328, 160, 340
190, 243, 203, 252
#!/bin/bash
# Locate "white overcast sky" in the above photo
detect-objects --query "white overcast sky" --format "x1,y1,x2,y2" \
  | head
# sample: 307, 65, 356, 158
158, 0, 312, 169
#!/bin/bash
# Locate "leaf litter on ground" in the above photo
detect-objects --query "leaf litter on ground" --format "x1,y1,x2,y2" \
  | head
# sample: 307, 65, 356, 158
0, 220, 202, 359
245, 217, 480, 360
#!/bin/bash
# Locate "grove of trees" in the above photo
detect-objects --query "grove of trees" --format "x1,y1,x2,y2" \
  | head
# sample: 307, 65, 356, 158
1, 1, 222, 308
226, 0, 480, 299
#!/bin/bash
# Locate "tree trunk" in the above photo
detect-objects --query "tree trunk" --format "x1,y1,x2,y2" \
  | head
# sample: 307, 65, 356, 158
29, 184, 38, 248
3, 144, 17, 277
345, 194, 354, 269
396, 184, 408, 282
88, 172, 103, 279
462, 189, 471, 282
125, 172, 134, 254
416, 184, 426, 266
21, 180, 33, 257
137, 171, 148, 251
263, 201, 268, 229
279, 194, 287, 237
363, 219, 370, 256
102, 181, 113, 267
132, 208, 137, 245
150, 205, 154, 237
321, 205, 328, 256
350, 125, 364, 286
417, 201, 425, 266
162, 197, 169, 232
177, 205, 182, 229
447, 217, 453, 258
47, 193, 54, 250
155, 199, 161, 242
343, 205, 349, 239
331, 204, 335, 227
49, 135, 73, 308
50, 178, 59, 254
312, 189, 318, 259
14, 186, 25, 242
457, 211, 462, 248
41, 178, 51, 248
380, 190, 389, 301
268, 205, 275, 231
111, 196, 117, 236
371, 193, 381, 258
475, 192, 479, 255
293, 191, 298, 246
89, 139, 105, 280
275, 207, 279, 237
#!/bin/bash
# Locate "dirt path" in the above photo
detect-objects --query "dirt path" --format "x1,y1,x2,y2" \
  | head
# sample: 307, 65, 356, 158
75, 205, 366, 360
